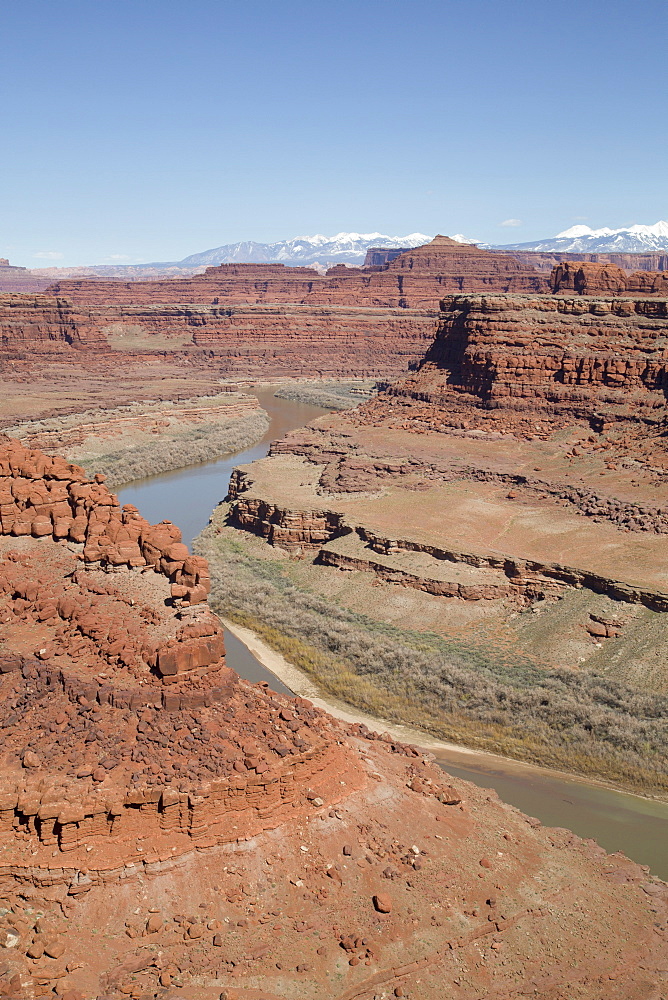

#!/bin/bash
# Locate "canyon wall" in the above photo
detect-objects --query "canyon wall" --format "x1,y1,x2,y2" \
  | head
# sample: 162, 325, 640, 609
502, 248, 668, 273
0, 294, 106, 351
376, 292, 668, 443
47, 236, 549, 309
551, 260, 668, 295
0, 297, 438, 376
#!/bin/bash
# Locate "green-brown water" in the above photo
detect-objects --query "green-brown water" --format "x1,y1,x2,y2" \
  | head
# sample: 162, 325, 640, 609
118, 390, 668, 879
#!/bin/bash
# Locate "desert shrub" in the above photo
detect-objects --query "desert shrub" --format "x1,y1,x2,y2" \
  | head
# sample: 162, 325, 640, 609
88, 411, 270, 486
195, 525, 668, 794
274, 381, 375, 410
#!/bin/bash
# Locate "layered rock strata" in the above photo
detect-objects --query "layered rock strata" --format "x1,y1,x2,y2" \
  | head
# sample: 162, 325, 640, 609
0, 296, 437, 377
48, 236, 549, 309
220, 289, 668, 689
503, 248, 668, 273
378, 292, 668, 451
0, 436, 361, 862
0, 239, 551, 375
552, 260, 668, 295
0, 295, 105, 352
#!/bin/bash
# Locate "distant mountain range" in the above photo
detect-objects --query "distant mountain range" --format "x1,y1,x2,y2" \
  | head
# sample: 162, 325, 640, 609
15, 223, 668, 283
28, 232, 435, 279
174, 231, 434, 269
493, 221, 668, 254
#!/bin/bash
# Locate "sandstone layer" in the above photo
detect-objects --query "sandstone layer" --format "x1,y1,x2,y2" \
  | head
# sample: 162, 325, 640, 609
47, 237, 549, 309
499, 249, 668, 274
0, 295, 437, 380
0, 237, 553, 384
552, 260, 668, 295
0, 438, 666, 999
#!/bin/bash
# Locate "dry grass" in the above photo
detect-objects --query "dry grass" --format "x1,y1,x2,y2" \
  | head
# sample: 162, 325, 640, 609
274, 381, 376, 410
196, 522, 668, 798
84, 411, 270, 486
5, 399, 270, 487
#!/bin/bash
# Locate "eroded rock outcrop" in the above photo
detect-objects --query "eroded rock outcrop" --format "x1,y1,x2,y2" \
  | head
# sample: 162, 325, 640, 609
552, 260, 668, 295
1, 439, 667, 999
375, 292, 668, 446
0, 436, 361, 862
0, 294, 105, 351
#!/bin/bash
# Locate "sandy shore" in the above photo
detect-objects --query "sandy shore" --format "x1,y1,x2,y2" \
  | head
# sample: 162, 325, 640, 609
221, 617, 485, 755
221, 617, 663, 800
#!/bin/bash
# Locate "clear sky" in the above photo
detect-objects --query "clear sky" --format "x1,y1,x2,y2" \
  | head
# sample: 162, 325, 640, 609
2, 0, 666, 266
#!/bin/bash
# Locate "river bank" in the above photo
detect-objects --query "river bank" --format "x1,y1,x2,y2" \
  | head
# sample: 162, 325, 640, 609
222, 615, 668, 878
118, 389, 668, 878
4, 390, 270, 487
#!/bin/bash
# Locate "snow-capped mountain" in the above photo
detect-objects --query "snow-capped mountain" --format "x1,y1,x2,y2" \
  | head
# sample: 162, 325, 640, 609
496, 221, 668, 254
175, 232, 433, 269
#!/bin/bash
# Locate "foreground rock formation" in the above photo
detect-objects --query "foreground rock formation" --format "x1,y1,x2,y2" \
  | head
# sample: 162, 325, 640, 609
0, 436, 667, 999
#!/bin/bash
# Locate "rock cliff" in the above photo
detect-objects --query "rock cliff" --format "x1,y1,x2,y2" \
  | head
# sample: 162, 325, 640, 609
500, 248, 668, 273
377, 292, 668, 449
0, 294, 106, 352
0, 237, 552, 376
215, 289, 668, 762
48, 236, 549, 310
551, 260, 668, 295
0, 293, 438, 378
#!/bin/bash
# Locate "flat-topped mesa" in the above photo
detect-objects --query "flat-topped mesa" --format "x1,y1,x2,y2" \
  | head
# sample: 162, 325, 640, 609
0, 436, 362, 862
356, 292, 668, 454
46, 262, 328, 307
551, 260, 668, 296
45, 236, 549, 310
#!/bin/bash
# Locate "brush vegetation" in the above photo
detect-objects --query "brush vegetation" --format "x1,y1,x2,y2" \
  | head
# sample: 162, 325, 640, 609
4, 397, 270, 487
85, 410, 269, 486
274, 380, 376, 410
196, 522, 668, 797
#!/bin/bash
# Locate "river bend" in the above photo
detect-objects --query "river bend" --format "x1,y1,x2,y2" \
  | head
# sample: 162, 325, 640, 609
118, 388, 668, 878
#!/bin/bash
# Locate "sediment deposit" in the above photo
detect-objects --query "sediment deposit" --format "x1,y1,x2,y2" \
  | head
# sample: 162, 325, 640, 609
0, 437, 666, 999
3, 392, 270, 487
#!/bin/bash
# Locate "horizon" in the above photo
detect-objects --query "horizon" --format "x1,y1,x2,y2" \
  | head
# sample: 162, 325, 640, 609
11, 220, 668, 271
2, 0, 667, 267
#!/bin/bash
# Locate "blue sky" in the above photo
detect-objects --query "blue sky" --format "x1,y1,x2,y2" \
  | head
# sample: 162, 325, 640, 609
1, 0, 666, 266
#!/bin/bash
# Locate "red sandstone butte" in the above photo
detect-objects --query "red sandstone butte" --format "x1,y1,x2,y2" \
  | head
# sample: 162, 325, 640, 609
551, 259, 668, 295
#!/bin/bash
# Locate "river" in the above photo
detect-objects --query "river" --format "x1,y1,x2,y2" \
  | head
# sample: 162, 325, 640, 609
118, 387, 668, 878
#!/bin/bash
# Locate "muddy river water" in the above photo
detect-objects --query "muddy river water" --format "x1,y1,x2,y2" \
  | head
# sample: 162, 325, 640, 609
118, 389, 668, 878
